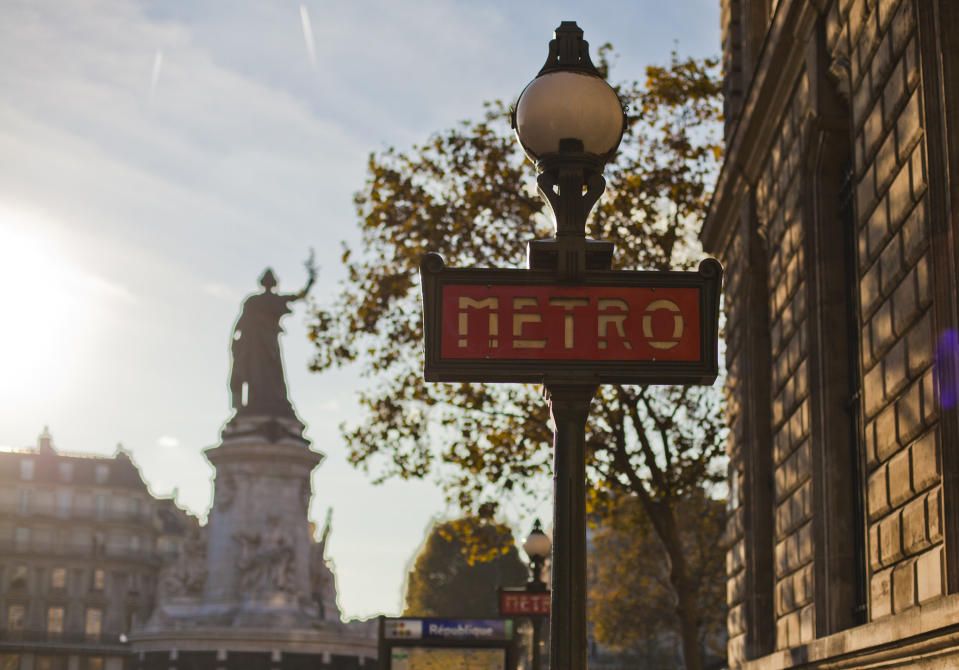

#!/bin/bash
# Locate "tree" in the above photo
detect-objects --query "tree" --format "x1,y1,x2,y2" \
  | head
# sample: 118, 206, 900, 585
308, 50, 725, 670
403, 517, 528, 618
589, 491, 727, 668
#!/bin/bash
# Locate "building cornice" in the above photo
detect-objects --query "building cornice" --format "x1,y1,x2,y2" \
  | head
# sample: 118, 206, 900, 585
702, 0, 821, 254
737, 594, 959, 669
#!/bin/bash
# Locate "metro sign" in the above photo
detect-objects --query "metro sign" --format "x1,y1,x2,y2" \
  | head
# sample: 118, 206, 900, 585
421, 253, 722, 385
499, 589, 551, 616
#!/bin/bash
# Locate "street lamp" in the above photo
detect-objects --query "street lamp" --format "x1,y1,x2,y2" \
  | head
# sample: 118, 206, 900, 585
523, 519, 552, 589
523, 519, 551, 670
512, 21, 625, 670
421, 16, 721, 670
512, 20, 626, 279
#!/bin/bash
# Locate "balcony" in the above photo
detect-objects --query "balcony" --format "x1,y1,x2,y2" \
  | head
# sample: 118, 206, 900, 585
13, 505, 157, 526
0, 540, 163, 564
0, 629, 127, 648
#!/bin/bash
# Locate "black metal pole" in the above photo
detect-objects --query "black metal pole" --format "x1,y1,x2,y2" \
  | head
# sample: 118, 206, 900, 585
532, 616, 541, 670
544, 380, 596, 670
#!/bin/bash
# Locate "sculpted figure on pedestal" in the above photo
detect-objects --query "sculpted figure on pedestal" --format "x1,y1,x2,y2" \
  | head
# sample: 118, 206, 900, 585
234, 519, 297, 597
158, 527, 208, 600
229, 253, 316, 420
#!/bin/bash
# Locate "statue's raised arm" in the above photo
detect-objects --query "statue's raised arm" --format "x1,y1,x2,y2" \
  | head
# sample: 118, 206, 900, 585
292, 248, 318, 301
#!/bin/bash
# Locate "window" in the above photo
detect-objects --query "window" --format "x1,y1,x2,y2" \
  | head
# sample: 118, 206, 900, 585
94, 464, 109, 484
10, 566, 28, 588
50, 567, 66, 590
130, 497, 140, 517
35, 656, 66, 670
14, 527, 30, 549
130, 535, 141, 552
18, 490, 30, 515
56, 490, 72, 519
94, 496, 107, 521
58, 462, 73, 482
92, 569, 104, 591
84, 608, 102, 637
47, 606, 64, 634
129, 572, 140, 595
84, 659, 104, 670
125, 607, 137, 632
7, 605, 25, 631
19, 459, 34, 481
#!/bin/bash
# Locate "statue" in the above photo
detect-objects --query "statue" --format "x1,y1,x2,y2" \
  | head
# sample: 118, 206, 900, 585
310, 508, 341, 621
229, 253, 316, 419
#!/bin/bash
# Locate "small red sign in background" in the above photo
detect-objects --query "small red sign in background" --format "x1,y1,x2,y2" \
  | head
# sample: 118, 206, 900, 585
500, 591, 551, 616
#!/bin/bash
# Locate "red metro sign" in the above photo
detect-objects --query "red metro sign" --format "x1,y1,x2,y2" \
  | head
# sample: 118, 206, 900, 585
499, 590, 551, 616
443, 284, 700, 361
421, 254, 722, 386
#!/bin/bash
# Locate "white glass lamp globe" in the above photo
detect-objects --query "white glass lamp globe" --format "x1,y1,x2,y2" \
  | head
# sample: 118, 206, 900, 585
523, 527, 553, 559
515, 70, 624, 161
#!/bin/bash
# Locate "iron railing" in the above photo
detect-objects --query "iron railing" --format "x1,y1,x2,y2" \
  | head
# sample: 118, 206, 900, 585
0, 629, 126, 646
0, 540, 165, 563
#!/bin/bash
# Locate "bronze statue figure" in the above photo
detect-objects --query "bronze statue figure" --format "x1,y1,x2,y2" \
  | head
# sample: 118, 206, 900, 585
229, 253, 316, 419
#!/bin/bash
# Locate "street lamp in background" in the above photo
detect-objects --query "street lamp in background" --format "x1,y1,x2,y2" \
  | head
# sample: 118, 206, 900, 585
523, 519, 552, 670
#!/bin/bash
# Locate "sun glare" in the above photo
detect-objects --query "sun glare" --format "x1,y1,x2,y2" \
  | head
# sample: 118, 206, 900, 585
0, 205, 97, 404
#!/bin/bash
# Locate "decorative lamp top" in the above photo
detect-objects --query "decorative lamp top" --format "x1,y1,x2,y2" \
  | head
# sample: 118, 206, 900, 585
513, 21, 626, 164
537, 21, 600, 77
523, 518, 552, 559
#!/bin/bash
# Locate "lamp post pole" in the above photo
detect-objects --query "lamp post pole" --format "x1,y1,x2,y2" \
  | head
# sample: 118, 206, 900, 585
512, 21, 625, 670
544, 383, 594, 669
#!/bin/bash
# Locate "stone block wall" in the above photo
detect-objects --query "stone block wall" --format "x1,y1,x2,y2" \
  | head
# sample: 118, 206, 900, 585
708, 0, 958, 666
837, 0, 944, 618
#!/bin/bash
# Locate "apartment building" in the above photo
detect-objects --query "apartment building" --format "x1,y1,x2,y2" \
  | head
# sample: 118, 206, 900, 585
0, 429, 194, 670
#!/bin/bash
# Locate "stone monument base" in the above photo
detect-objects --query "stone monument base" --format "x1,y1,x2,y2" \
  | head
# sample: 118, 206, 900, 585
130, 622, 377, 670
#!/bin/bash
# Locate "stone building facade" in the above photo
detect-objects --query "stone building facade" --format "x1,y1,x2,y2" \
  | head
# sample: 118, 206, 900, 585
0, 428, 196, 670
705, 0, 959, 666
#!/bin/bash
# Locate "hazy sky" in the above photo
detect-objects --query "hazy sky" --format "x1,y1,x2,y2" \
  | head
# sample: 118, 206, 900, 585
0, 0, 719, 619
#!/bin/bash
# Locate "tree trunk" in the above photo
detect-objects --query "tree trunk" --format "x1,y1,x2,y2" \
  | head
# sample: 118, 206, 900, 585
645, 501, 703, 670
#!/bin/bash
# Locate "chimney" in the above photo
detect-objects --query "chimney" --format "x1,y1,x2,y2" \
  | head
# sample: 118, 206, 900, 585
38, 426, 54, 453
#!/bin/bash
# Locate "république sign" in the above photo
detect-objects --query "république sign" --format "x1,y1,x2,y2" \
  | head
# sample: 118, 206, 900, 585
421, 253, 722, 386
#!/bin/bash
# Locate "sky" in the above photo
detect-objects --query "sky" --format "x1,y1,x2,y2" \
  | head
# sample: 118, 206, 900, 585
0, 0, 720, 620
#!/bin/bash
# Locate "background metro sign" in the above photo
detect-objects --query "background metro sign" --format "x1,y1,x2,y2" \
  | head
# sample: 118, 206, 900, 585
499, 590, 551, 616
421, 254, 723, 386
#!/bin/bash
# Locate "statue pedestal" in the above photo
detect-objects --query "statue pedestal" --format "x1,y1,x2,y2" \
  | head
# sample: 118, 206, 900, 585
135, 417, 376, 667
202, 422, 321, 625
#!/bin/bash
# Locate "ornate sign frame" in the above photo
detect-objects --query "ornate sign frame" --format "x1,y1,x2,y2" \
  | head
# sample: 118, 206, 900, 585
420, 253, 723, 386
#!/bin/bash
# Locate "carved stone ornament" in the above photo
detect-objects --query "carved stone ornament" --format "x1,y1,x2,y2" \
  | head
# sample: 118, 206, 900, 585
234, 519, 297, 597
157, 527, 208, 600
